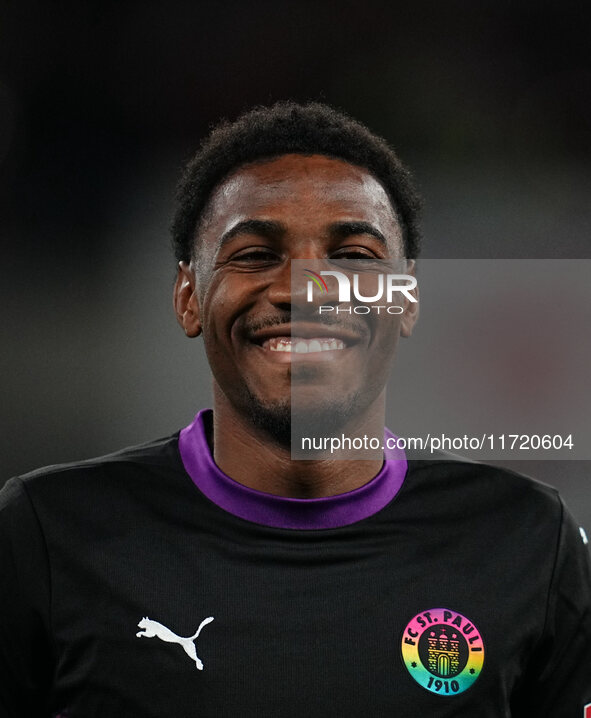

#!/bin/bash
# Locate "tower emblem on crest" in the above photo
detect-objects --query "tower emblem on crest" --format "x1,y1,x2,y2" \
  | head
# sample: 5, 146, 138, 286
400, 608, 484, 696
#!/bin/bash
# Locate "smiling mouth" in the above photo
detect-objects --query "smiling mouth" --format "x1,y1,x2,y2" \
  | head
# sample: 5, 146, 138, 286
262, 337, 346, 353
248, 321, 363, 363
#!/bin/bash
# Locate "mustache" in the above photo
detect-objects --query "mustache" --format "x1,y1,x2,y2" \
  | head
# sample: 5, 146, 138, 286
240, 310, 369, 337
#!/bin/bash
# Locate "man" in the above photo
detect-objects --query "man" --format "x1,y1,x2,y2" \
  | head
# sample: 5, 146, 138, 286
1, 102, 589, 717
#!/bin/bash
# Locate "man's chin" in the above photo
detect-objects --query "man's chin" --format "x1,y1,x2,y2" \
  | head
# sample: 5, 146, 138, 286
246, 397, 292, 448
244, 391, 364, 449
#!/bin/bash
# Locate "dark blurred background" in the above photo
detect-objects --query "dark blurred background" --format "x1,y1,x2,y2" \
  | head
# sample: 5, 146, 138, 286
1, 1, 590, 525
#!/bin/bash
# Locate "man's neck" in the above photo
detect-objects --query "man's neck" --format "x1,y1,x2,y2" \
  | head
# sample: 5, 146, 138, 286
211, 388, 385, 499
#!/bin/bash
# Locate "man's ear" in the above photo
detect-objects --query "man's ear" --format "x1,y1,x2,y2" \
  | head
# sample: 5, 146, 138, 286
173, 261, 202, 337
400, 259, 419, 338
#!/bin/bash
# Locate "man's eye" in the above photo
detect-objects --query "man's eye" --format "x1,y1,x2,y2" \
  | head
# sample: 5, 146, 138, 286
231, 249, 279, 263
329, 251, 386, 273
331, 247, 381, 260
335, 252, 373, 259
330, 251, 383, 266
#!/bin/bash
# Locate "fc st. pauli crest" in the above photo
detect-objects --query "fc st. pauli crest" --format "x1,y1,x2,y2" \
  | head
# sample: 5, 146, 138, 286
401, 608, 485, 696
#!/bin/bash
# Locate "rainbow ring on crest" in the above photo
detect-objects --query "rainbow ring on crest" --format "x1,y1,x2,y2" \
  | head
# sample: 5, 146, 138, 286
400, 608, 485, 696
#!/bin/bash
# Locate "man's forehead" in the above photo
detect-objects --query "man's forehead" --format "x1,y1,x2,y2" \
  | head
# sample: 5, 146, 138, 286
204, 154, 400, 232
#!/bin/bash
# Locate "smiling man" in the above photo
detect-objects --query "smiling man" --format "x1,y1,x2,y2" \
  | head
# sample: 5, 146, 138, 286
174, 150, 418, 495
1, 102, 589, 717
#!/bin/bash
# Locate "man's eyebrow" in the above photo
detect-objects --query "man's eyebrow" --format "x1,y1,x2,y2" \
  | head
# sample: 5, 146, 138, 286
329, 220, 387, 246
218, 219, 285, 248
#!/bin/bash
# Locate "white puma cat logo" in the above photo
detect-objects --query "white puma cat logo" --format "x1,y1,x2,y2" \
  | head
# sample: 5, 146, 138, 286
136, 616, 214, 670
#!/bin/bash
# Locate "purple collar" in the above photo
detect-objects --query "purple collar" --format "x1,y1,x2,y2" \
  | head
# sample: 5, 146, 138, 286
178, 409, 407, 530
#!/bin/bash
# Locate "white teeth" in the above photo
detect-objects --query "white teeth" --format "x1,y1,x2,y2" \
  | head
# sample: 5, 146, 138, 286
264, 337, 346, 353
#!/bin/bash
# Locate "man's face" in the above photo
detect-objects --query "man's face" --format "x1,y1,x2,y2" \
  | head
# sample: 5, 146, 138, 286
176, 154, 417, 441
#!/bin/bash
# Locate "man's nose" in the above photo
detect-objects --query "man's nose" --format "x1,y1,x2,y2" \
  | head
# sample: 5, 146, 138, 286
266, 260, 295, 310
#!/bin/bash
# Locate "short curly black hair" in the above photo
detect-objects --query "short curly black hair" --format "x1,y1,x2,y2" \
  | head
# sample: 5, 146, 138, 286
172, 101, 422, 263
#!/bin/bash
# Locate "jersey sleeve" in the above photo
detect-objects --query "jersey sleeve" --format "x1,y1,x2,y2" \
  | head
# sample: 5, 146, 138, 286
0, 477, 54, 717
513, 495, 591, 716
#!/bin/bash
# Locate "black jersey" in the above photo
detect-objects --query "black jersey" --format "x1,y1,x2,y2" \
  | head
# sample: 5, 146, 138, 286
1, 410, 590, 717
